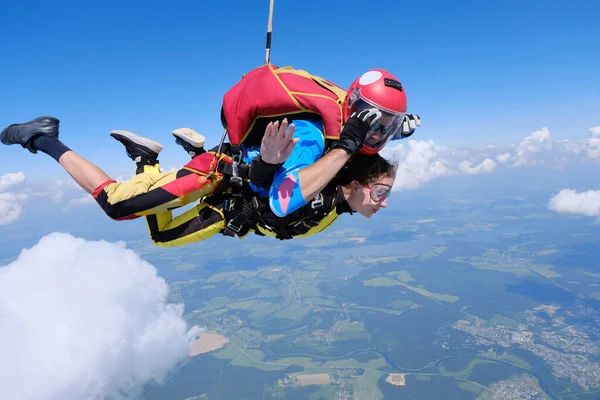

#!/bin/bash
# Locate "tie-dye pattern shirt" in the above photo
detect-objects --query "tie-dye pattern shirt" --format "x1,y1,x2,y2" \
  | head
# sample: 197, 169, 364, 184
241, 119, 325, 217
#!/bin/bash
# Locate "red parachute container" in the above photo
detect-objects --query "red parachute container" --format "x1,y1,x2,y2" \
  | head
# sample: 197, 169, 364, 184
220, 63, 348, 147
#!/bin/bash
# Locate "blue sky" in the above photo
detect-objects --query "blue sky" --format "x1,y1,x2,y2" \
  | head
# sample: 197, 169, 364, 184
1, 0, 599, 179
2, 3, 600, 395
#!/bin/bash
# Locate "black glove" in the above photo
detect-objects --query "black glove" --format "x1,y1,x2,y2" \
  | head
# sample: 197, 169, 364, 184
330, 108, 382, 155
249, 154, 283, 189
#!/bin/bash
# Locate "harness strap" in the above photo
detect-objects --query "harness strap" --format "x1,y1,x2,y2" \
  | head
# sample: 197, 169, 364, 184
217, 160, 250, 179
219, 154, 330, 240
223, 194, 322, 241
273, 193, 328, 239
223, 196, 260, 237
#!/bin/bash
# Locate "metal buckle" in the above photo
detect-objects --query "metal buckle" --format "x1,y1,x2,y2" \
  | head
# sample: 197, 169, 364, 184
230, 150, 243, 189
311, 196, 323, 209
226, 219, 243, 234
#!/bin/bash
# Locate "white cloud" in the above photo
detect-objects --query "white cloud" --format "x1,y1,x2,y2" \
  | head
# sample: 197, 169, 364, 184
0, 192, 28, 225
556, 139, 586, 155
27, 179, 86, 206
548, 189, 600, 220
510, 127, 552, 167
382, 139, 501, 190
383, 140, 455, 190
0, 171, 25, 192
379, 124, 600, 192
459, 158, 496, 175
0, 233, 201, 400
538, 127, 600, 224
496, 152, 511, 163
586, 126, 600, 160
0, 172, 28, 224
545, 126, 600, 161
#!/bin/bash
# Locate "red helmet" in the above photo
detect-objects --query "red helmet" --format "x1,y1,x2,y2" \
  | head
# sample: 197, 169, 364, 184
342, 69, 407, 155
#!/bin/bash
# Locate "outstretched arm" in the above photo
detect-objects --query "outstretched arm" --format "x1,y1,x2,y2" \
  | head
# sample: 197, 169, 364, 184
267, 120, 327, 217
296, 148, 350, 201
264, 112, 373, 217
269, 147, 350, 217
251, 118, 348, 200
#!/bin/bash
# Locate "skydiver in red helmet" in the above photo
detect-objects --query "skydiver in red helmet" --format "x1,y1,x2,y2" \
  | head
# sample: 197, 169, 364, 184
1, 67, 421, 246
333, 69, 421, 157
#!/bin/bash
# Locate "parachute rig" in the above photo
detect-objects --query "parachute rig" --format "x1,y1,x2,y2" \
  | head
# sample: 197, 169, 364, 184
201, 0, 348, 186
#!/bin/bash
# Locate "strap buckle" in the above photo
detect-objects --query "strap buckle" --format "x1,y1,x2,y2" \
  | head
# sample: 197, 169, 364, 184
224, 219, 243, 236
229, 147, 244, 196
223, 197, 259, 237
311, 194, 323, 209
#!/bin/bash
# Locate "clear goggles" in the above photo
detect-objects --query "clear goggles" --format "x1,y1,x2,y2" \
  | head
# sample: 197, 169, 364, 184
364, 183, 392, 203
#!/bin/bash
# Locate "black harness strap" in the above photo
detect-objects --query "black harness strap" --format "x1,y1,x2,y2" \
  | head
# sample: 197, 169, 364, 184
218, 146, 333, 240
284, 194, 328, 237
217, 160, 249, 179
222, 196, 260, 237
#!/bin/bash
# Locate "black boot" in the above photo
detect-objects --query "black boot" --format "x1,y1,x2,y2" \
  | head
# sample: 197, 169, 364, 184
1, 116, 60, 153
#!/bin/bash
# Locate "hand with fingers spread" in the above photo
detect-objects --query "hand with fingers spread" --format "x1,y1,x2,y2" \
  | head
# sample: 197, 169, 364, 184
393, 114, 422, 140
260, 118, 298, 164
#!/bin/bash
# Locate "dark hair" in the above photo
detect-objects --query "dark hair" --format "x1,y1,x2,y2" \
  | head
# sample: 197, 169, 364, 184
335, 153, 397, 186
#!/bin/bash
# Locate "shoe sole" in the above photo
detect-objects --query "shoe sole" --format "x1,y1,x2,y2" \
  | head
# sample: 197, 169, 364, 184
110, 130, 163, 153
172, 128, 205, 148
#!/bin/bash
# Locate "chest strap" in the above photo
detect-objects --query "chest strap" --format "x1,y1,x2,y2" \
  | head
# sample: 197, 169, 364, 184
222, 193, 327, 240
222, 196, 261, 238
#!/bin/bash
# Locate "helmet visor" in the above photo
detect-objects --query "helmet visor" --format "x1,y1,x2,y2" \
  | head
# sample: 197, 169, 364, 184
354, 99, 406, 151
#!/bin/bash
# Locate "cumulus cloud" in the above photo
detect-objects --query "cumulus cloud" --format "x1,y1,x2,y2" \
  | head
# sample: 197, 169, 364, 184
459, 158, 496, 175
26, 179, 87, 207
0, 192, 28, 224
382, 140, 455, 190
509, 127, 552, 167
380, 124, 600, 191
0, 171, 25, 192
496, 152, 511, 163
462, 126, 598, 171
382, 140, 499, 190
586, 126, 600, 160
548, 189, 600, 221
556, 139, 586, 155
0, 233, 201, 400
0, 172, 28, 224
533, 126, 600, 223
551, 126, 600, 161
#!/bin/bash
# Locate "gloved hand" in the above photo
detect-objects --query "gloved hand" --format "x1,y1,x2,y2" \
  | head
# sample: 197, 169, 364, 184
392, 114, 421, 140
331, 108, 382, 155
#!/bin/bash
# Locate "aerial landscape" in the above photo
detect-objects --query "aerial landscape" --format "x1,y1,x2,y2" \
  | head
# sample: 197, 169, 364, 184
130, 183, 600, 400
1, 1, 599, 399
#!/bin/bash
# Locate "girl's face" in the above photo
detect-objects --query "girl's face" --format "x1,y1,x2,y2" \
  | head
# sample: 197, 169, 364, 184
347, 175, 394, 218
